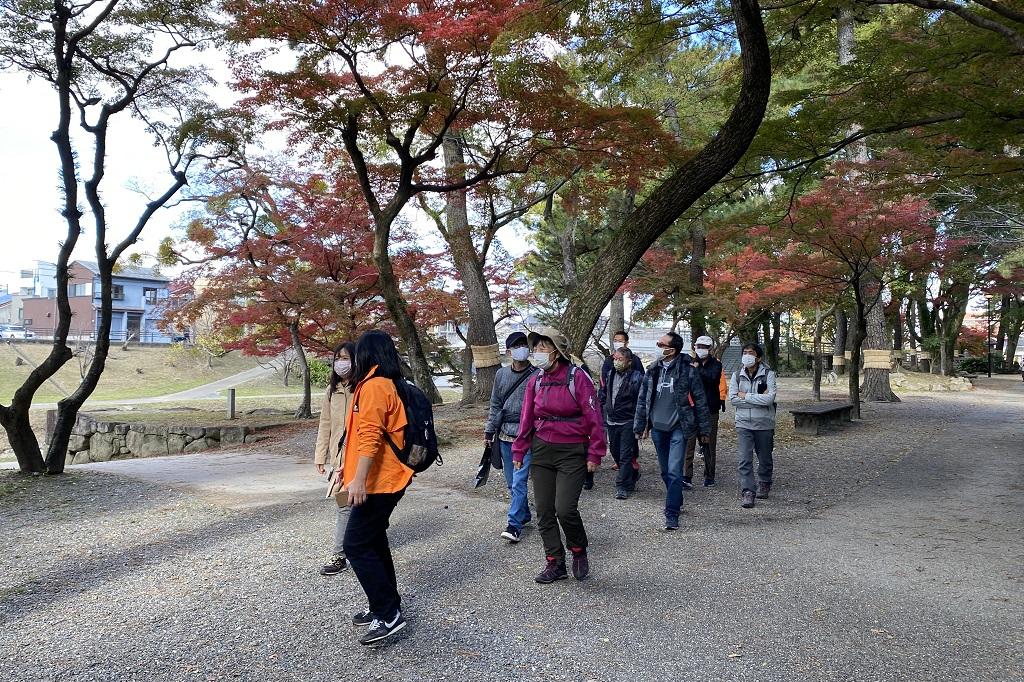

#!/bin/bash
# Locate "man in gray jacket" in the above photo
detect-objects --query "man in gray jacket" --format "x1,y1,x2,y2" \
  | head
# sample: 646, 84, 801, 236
485, 332, 539, 543
728, 342, 778, 509
634, 331, 712, 530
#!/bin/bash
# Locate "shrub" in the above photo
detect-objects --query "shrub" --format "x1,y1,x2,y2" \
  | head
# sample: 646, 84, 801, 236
308, 358, 332, 388
957, 356, 989, 374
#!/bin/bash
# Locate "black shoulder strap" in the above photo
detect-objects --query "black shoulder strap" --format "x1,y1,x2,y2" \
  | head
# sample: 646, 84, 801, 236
500, 368, 534, 409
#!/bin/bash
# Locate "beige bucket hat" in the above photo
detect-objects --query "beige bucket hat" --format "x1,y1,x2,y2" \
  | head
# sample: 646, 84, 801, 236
527, 326, 571, 363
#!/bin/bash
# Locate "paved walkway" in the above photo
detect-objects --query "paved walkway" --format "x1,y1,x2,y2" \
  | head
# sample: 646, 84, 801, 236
0, 377, 1021, 680
31, 365, 277, 410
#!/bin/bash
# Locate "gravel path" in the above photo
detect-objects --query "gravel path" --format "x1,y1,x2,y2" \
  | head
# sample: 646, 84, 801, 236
1, 377, 1021, 681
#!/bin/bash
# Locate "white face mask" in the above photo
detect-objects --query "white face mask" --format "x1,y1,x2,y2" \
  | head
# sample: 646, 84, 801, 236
334, 360, 352, 377
511, 346, 530, 362
741, 354, 757, 367
695, 348, 709, 359
613, 342, 626, 351
530, 351, 555, 369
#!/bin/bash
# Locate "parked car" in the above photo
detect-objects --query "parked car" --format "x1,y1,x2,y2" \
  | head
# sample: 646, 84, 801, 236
0, 325, 34, 340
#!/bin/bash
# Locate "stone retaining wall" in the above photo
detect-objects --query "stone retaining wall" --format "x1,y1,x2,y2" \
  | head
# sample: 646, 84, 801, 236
62, 413, 278, 465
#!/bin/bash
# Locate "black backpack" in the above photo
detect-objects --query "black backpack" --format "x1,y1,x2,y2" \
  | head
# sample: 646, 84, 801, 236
382, 379, 442, 474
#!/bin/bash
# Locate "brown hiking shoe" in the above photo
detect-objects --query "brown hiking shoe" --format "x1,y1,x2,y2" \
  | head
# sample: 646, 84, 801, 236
741, 490, 755, 508
756, 482, 771, 499
535, 556, 568, 584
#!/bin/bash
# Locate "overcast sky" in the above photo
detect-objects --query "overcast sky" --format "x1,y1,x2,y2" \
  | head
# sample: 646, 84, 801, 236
0, 73, 194, 292
0, 69, 534, 298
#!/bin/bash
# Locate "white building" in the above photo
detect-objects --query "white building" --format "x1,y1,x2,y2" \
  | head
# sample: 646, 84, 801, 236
18, 261, 58, 298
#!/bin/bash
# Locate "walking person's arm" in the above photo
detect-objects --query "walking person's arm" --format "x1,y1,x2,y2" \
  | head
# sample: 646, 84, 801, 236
484, 369, 505, 443
685, 370, 713, 441
346, 455, 374, 507
743, 370, 777, 406
729, 371, 752, 407
511, 377, 537, 469
574, 369, 607, 470
633, 375, 650, 439
314, 389, 332, 474
343, 379, 393, 503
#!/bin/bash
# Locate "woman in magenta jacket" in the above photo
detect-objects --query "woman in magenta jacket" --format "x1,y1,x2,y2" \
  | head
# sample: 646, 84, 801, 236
513, 327, 606, 584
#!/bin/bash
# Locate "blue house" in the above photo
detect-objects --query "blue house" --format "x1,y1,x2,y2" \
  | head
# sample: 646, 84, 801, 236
81, 261, 173, 343
23, 260, 174, 343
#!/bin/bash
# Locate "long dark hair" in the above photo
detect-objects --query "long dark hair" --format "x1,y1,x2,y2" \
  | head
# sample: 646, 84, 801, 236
329, 341, 356, 395
349, 330, 405, 389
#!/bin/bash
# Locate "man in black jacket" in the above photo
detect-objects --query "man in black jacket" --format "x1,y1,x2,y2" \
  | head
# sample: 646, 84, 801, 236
599, 347, 645, 499
684, 336, 726, 487
600, 330, 644, 391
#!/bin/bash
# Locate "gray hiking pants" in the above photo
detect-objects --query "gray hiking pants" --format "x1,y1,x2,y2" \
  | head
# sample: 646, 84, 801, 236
736, 428, 774, 493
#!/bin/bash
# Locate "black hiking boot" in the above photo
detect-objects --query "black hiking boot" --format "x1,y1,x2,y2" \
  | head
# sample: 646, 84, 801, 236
570, 548, 590, 580
756, 482, 771, 499
535, 556, 568, 584
741, 490, 755, 508
319, 555, 347, 576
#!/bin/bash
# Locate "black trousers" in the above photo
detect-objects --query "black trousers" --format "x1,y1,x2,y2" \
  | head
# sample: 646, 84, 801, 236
607, 423, 639, 492
530, 437, 588, 561
342, 489, 406, 621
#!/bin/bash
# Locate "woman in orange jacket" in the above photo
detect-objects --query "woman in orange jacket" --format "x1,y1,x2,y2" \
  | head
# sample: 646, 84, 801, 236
339, 330, 414, 645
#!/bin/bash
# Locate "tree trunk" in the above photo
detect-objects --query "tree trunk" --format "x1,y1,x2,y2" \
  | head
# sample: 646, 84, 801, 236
0, 402, 46, 474
689, 223, 708, 338
1, 12, 83, 472
848, 291, 866, 419
812, 305, 829, 401
442, 134, 499, 404
935, 281, 970, 376
372, 218, 443, 404
860, 277, 900, 402
1005, 324, 1022, 367
46, 265, 120, 474
905, 298, 921, 349
739, 312, 762, 346
290, 322, 313, 419
558, 0, 771, 352
995, 293, 1011, 366
609, 291, 625, 347
833, 309, 848, 375
891, 302, 904, 351
769, 311, 781, 369
1004, 296, 1022, 366
560, 213, 579, 295
460, 346, 474, 406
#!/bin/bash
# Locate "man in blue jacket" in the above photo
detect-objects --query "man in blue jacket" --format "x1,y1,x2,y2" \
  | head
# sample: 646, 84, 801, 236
599, 347, 645, 499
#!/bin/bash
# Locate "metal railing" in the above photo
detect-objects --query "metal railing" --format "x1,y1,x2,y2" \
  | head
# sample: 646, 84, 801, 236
20, 327, 177, 344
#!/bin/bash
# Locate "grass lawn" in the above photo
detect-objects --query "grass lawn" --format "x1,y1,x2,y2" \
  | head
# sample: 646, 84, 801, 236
223, 374, 306, 397
0, 343, 259, 403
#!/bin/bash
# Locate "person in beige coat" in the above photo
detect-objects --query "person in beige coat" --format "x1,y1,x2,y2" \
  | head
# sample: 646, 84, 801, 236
314, 341, 355, 575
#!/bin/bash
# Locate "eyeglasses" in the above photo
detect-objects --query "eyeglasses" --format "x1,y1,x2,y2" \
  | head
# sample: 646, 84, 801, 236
695, 344, 711, 349
656, 342, 671, 349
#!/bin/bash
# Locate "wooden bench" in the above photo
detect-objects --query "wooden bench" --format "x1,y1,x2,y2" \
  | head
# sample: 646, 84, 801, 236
789, 402, 854, 436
